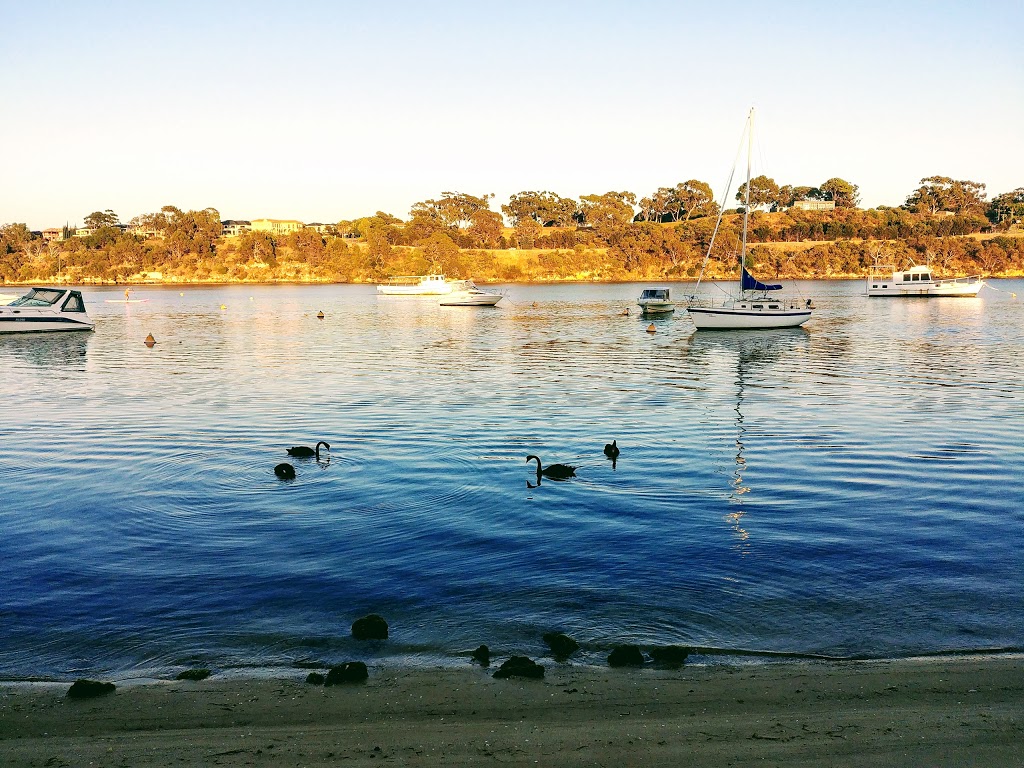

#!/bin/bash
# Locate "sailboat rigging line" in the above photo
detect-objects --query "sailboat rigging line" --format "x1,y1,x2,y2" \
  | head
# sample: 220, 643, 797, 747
691, 112, 752, 299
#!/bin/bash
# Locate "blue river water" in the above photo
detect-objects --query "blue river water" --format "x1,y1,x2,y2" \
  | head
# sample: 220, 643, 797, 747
1, 280, 1022, 680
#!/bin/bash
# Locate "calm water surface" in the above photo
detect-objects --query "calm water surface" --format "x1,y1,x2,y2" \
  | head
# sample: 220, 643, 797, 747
2, 280, 1022, 679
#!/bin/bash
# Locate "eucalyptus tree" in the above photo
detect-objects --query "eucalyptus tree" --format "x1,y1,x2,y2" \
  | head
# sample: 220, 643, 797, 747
735, 175, 781, 210
905, 176, 987, 214
502, 191, 578, 227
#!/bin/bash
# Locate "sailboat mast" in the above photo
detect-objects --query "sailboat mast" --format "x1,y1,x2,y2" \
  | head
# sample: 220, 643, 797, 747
740, 107, 753, 285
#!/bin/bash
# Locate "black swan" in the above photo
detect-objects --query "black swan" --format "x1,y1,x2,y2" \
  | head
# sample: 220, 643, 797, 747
526, 455, 576, 480
274, 462, 296, 480
603, 440, 620, 459
287, 441, 330, 459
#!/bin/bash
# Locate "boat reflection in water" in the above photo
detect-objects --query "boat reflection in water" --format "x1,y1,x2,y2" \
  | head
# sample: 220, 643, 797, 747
686, 329, 810, 554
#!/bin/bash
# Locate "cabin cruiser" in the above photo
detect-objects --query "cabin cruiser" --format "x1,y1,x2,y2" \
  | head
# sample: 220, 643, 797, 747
0, 287, 95, 333
637, 288, 675, 314
438, 280, 503, 306
865, 260, 983, 297
377, 274, 456, 296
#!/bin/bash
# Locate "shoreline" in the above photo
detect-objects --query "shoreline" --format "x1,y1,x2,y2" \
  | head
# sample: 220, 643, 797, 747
2, 655, 1021, 766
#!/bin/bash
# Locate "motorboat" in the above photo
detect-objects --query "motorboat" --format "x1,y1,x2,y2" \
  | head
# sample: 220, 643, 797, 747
686, 108, 812, 330
377, 274, 455, 296
637, 288, 675, 314
0, 287, 95, 333
865, 259, 983, 297
438, 280, 503, 306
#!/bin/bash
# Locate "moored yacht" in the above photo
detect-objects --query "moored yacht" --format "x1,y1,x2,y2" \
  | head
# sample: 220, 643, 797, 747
377, 274, 456, 296
438, 280, 503, 306
0, 287, 95, 333
865, 259, 983, 297
637, 288, 675, 314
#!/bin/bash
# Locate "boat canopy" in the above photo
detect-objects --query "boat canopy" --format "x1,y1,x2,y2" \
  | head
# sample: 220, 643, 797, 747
741, 268, 782, 292
641, 289, 670, 299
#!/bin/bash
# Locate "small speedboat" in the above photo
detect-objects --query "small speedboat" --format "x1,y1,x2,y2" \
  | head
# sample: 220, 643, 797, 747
0, 287, 95, 333
638, 288, 675, 314
439, 281, 503, 307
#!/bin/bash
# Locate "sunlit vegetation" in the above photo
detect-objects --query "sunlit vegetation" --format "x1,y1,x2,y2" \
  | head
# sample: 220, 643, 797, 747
3, 181, 1023, 285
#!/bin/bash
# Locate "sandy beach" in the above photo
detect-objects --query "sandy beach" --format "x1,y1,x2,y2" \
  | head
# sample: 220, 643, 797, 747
1, 656, 1021, 766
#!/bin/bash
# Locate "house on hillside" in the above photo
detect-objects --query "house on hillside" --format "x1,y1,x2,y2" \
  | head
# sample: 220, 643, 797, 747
251, 218, 303, 236
222, 220, 252, 237
304, 222, 333, 235
793, 199, 836, 211
42, 227, 70, 242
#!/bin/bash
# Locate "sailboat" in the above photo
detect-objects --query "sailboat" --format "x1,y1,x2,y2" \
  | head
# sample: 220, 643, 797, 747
687, 109, 813, 330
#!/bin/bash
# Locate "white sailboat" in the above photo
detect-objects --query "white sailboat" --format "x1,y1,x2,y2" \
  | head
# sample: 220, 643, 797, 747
687, 109, 812, 330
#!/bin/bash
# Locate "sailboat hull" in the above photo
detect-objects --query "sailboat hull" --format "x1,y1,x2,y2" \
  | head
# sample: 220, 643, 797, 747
688, 306, 811, 329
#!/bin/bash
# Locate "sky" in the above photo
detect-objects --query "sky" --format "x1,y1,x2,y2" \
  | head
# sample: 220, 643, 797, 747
2, 0, 1022, 230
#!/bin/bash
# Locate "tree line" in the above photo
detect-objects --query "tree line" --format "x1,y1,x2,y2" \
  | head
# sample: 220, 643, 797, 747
2, 178, 1022, 285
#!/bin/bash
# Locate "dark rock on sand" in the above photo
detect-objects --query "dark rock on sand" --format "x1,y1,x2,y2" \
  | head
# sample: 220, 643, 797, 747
67, 679, 116, 699
471, 645, 491, 666
650, 645, 690, 667
493, 656, 545, 680
542, 632, 580, 660
306, 672, 326, 685
352, 614, 389, 640
608, 645, 645, 667
325, 661, 369, 685
175, 668, 211, 681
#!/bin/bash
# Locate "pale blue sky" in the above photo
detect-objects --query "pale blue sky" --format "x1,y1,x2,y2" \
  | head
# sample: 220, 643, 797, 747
2, 0, 1021, 229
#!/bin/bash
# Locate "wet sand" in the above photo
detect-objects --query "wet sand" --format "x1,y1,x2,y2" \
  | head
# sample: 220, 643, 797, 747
1, 656, 1022, 766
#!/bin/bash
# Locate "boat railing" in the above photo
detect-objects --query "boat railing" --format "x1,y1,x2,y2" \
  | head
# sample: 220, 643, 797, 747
687, 294, 811, 310
935, 274, 982, 285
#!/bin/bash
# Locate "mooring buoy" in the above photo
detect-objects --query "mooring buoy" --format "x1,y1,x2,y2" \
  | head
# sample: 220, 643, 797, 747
144, 333, 156, 347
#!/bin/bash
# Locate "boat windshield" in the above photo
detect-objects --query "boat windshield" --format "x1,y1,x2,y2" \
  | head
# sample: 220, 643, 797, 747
641, 289, 669, 299
9, 288, 65, 307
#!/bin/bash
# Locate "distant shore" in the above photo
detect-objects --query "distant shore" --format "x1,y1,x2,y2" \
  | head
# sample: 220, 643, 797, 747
2, 656, 1021, 767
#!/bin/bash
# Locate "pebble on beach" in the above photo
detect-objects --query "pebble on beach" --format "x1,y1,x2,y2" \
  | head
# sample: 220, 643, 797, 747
325, 661, 369, 685
493, 656, 545, 680
67, 679, 116, 699
352, 614, 389, 640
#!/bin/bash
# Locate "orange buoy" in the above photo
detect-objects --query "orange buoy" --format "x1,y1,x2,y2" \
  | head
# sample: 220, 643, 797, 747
317, 310, 325, 320
144, 333, 156, 347
647, 323, 656, 334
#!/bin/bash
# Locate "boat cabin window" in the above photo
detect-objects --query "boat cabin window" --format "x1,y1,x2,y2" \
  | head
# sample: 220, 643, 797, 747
752, 304, 763, 309
62, 293, 85, 312
9, 288, 64, 307
769, 304, 779, 309
903, 274, 912, 281
911, 273, 920, 281
922, 274, 931, 281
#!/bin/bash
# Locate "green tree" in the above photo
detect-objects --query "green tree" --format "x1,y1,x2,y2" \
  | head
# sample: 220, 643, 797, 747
735, 175, 780, 210
905, 176, 987, 214
84, 209, 120, 229
502, 191, 577, 227
675, 179, 716, 221
578, 191, 637, 235
820, 178, 860, 208
988, 188, 1024, 224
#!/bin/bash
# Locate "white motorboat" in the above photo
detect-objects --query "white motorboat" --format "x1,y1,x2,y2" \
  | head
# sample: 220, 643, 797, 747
377, 274, 456, 296
638, 288, 675, 314
865, 259, 983, 297
0, 287, 95, 333
438, 280, 503, 306
687, 108, 812, 330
